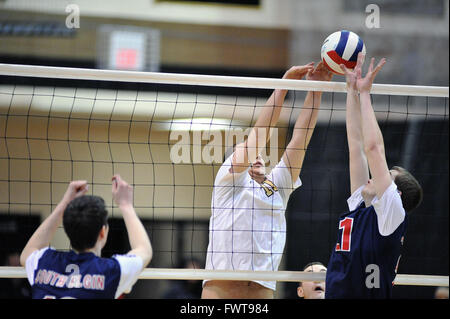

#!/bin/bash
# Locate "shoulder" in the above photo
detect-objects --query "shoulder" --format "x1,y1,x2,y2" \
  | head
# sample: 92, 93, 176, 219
112, 254, 144, 272
268, 158, 302, 189
347, 185, 365, 211
111, 254, 144, 298
25, 247, 61, 285
26, 247, 55, 267
371, 182, 406, 236
215, 153, 250, 186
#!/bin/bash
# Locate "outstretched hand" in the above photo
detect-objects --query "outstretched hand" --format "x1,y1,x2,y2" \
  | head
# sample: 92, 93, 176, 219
112, 174, 133, 208
282, 62, 315, 80
340, 52, 386, 93
339, 53, 362, 92
356, 55, 386, 93
62, 180, 88, 204
306, 61, 333, 82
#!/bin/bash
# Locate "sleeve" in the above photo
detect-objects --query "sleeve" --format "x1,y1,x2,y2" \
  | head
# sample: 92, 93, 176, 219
214, 152, 250, 188
371, 182, 406, 236
25, 247, 51, 285
347, 185, 365, 211
267, 158, 302, 200
113, 254, 144, 299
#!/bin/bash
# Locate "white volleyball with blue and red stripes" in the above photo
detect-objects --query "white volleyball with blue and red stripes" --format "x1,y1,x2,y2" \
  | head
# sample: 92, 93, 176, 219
321, 30, 366, 75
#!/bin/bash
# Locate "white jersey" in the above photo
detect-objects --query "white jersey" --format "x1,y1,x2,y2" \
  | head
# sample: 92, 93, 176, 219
204, 154, 301, 290
347, 181, 406, 236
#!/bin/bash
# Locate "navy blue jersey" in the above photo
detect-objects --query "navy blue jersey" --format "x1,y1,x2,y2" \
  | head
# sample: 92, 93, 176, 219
26, 248, 142, 299
325, 201, 407, 299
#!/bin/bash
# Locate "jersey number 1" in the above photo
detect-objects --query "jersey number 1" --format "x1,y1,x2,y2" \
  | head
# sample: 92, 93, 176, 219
335, 217, 353, 252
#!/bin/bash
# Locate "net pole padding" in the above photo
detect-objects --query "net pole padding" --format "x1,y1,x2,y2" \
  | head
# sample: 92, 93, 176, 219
0, 267, 448, 287
0, 63, 448, 98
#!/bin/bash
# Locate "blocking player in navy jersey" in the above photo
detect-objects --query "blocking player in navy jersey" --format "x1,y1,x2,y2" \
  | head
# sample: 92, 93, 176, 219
20, 175, 152, 299
325, 53, 423, 299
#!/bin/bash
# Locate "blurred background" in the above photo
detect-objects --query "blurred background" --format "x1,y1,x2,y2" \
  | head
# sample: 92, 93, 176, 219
0, 0, 448, 299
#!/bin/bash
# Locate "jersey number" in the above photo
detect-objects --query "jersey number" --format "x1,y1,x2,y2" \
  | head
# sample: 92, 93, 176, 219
335, 217, 354, 252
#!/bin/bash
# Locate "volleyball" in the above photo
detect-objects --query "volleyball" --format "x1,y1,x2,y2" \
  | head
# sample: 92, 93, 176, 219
321, 30, 366, 75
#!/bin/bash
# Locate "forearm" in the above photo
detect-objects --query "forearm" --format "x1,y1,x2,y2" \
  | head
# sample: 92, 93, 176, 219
120, 204, 152, 265
282, 91, 321, 177
359, 91, 392, 197
20, 201, 67, 265
251, 89, 286, 139
346, 90, 365, 153
238, 89, 286, 166
359, 91, 384, 152
290, 91, 322, 148
346, 90, 369, 192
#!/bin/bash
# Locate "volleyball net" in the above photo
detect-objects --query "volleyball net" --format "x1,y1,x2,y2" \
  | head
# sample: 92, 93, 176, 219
0, 64, 448, 293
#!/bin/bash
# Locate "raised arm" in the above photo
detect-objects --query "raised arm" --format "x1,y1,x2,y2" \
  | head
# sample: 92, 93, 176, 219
112, 174, 152, 268
356, 54, 390, 198
232, 63, 315, 173
340, 54, 370, 194
282, 62, 333, 182
20, 180, 89, 266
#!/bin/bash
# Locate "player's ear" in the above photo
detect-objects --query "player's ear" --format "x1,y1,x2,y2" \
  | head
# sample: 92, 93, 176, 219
297, 285, 305, 298
99, 224, 108, 240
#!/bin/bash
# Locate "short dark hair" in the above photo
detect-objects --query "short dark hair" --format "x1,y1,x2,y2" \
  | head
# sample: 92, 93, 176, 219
302, 261, 325, 271
392, 166, 423, 213
63, 195, 108, 252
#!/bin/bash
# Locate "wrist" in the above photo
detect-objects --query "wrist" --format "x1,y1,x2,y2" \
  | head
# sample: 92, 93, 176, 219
346, 83, 358, 93
56, 198, 71, 212
119, 202, 134, 211
359, 90, 371, 97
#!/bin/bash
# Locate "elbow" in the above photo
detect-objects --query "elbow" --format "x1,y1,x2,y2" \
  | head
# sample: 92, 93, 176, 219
364, 142, 384, 156
147, 247, 153, 267
19, 251, 28, 267
143, 246, 153, 268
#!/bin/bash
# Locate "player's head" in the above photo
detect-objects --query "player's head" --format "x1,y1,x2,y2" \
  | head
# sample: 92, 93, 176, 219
391, 166, 423, 213
297, 262, 327, 299
63, 195, 109, 252
249, 154, 266, 177
362, 167, 422, 213
434, 287, 449, 299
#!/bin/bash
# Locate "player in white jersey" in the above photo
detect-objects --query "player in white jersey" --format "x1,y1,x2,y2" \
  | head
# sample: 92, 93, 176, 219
202, 62, 333, 299
20, 175, 152, 299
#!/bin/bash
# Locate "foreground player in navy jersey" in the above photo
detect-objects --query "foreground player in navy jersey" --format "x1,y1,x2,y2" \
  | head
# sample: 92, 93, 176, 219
20, 175, 152, 299
325, 53, 423, 299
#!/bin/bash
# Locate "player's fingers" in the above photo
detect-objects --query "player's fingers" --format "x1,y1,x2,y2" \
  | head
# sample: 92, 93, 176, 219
357, 52, 365, 68
70, 180, 87, 192
314, 61, 326, 74
69, 180, 88, 198
356, 65, 362, 79
112, 175, 121, 191
373, 58, 386, 76
339, 64, 348, 74
302, 62, 315, 71
367, 58, 373, 74
77, 184, 89, 196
